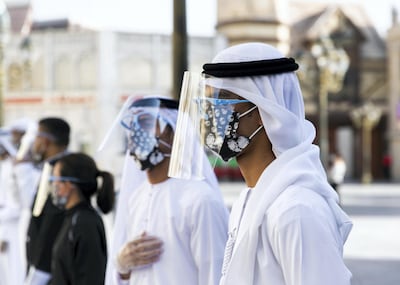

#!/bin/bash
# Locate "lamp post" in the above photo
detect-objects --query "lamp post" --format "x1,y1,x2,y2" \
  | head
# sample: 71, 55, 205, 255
351, 103, 382, 183
309, 37, 349, 169
172, 0, 188, 100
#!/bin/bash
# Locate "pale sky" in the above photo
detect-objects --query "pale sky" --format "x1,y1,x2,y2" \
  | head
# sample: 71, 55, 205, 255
29, 0, 400, 37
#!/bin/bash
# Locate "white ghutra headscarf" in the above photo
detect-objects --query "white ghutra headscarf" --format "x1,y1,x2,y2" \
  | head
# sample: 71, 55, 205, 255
208, 42, 352, 242
210, 42, 308, 157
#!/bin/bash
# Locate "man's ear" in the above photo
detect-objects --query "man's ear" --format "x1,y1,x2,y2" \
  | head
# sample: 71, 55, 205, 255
164, 124, 175, 143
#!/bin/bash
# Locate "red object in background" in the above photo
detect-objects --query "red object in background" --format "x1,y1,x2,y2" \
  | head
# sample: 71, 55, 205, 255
214, 166, 243, 181
382, 154, 392, 180
382, 155, 392, 167
214, 167, 230, 180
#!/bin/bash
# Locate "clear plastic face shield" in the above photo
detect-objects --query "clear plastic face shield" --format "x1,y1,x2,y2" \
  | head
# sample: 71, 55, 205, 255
120, 98, 172, 170
48, 175, 80, 209
0, 121, 37, 160
0, 134, 17, 157
169, 72, 260, 180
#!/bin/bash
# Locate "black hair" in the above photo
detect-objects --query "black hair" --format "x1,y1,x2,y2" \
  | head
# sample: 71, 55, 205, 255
39, 117, 70, 147
57, 152, 115, 214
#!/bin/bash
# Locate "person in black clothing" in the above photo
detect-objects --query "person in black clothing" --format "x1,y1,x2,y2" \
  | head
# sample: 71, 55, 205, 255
49, 152, 114, 285
25, 117, 70, 285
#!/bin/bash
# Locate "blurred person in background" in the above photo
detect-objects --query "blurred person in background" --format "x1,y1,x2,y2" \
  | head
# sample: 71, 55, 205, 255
25, 117, 70, 285
382, 152, 392, 180
106, 95, 228, 285
328, 152, 347, 202
0, 119, 40, 285
49, 152, 115, 284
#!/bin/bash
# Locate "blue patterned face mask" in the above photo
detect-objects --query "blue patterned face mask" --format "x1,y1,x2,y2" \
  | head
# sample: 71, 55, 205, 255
218, 106, 263, 161
129, 138, 171, 171
201, 98, 263, 161
121, 108, 172, 170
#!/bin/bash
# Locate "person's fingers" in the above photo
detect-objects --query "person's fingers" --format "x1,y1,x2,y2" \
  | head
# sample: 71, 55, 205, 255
133, 239, 163, 257
134, 247, 163, 266
120, 234, 163, 268
130, 236, 163, 252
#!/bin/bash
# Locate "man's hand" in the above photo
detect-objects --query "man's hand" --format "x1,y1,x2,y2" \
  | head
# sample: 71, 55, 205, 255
116, 232, 163, 279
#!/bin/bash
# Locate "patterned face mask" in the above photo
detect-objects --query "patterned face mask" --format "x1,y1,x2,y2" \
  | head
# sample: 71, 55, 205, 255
121, 108, 171, 170
129, 138, 171, 170
218, 106, 263, 161
201, 98, 263, 161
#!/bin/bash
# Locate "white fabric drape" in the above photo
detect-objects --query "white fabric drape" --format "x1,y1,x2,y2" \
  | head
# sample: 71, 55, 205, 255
210, 43, 352, 285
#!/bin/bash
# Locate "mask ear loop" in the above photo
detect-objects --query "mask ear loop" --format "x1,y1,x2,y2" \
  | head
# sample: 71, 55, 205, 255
156, 124, 173, 158
158, 139, 172, 149
248, 125, 264, 140
238, 105, 258, 119
238, 105, 263, 140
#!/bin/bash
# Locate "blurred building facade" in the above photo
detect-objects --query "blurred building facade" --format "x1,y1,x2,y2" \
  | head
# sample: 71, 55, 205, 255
387, 13, 400, 180
2, 1, 224, 177
217, 0, 395, 181
1, 0, 399, 181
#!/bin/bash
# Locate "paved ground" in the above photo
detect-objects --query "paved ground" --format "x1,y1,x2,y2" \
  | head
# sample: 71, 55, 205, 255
340, 183, 400, 285
219, 181, 400, 285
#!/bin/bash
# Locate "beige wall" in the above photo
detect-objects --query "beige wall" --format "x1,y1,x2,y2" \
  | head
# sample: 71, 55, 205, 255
2, 29, 221, 180
388, 24, 400, 179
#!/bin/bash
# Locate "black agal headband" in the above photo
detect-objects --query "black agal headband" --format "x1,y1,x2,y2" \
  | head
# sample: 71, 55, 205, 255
202, 57, 299, 78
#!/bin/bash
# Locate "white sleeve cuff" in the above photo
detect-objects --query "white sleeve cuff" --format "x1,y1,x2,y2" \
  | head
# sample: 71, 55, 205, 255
114, 270, 130, 285
24, 266, 51, 285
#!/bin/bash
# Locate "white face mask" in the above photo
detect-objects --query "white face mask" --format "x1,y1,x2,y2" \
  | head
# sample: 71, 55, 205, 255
49, 176, 80, 210
51, 184, 69, 210
32, 143, 46, 164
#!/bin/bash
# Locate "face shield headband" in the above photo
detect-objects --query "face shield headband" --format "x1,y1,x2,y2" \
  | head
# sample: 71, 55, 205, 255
121, 98, 178, 170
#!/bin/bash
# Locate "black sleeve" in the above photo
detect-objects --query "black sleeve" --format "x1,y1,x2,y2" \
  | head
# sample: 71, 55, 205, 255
27, 195, 65, 272
71, 212, 107, 285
